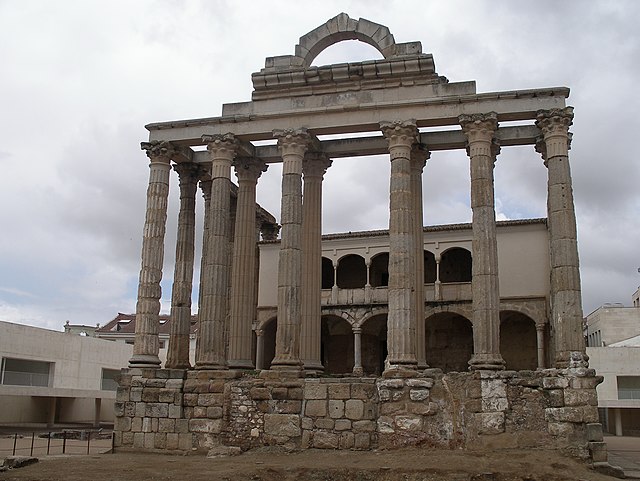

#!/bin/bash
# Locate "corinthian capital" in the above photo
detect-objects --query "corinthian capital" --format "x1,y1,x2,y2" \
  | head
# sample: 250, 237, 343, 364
380, 120, 419, 150
303, 153, 332, 178
173, 162, 206, 183
232, 157, 268, 182
140, 141, 177, 163
202, 133, 238, 160
459, 112, 498, 143
535, 107, 574, 139
273, 128, 313, 157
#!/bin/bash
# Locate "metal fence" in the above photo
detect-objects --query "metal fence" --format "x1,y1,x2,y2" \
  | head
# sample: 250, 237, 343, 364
0, 430, 113, 457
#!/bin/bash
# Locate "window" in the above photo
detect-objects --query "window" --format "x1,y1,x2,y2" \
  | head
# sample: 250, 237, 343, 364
1, 357, 52, 387
101, 368, 121, 391
618, 376, 640, 400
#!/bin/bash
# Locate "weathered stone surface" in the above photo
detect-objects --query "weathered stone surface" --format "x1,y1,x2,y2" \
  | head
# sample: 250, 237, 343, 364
328, 383, 351, 399
339, 431, 355, 449
589, 441, 608, 463
264, 414, 300, 437
3, 457, 38, 469
305, 400, 327, 417
564, 388, 598, 407
477, 412, 505, 435
189, 418, 222, 434
545, 407, 583, 423
313, 431, 339, 449
304, 383, 327, 400
409, 389, 429, 401
334, 419, 352, 431
395, 415, 422, 431
328, 400, 345, 419
586, 423, 603, 442
406, 379, 433, 388
315, 418, 335, 430
345, 399, 364, 420
145, 403, 169, 418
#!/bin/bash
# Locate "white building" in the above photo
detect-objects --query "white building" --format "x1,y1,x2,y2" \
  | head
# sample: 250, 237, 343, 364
0, 320, 132, 426
586, 289, 640, 436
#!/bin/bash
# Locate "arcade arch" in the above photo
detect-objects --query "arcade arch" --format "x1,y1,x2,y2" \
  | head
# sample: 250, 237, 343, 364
425, 312, 473, 372
500, 311, 538, 371
439, 247, 472, 283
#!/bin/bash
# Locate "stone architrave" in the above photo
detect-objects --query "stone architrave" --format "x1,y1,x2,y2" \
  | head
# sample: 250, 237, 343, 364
380, 120, 419, 373
166, 162, 203, 369
195, 134, 237, 370
300, 153, 332, 373
411, 145, 430, 370
535, 107, 585, 367
459, 112, 505, 371
269, 128, 312, 372
228, 157, 268, 369
130, 141, 176, 368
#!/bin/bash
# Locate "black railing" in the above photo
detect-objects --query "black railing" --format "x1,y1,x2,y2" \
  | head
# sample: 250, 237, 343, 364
0, 430, 112, 457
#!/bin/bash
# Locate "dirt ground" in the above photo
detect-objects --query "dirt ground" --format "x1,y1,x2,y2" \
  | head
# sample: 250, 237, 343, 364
0, 446, 624, 481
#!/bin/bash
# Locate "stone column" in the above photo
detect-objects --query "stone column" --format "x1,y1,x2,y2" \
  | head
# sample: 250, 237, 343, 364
535, 107, 585, 368
331, 262, 338, 304
255, 329, 265, 370
195, 134, 237, 370
194, 176, 212, 360
130, 141, 175, 368
434, 254, 442, 301
459, 112, 505, 370
352, 327, 363, 376
269, 128, 311, 372
228, 158, 268, 369
380, 120, 419, 373
300, 153, 332, 373
536, 323, 546, 369
166, 163, 202, 370
411, 145, 429, 370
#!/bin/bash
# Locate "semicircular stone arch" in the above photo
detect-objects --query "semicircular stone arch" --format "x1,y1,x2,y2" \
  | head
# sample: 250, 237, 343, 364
295, 13, 396, 67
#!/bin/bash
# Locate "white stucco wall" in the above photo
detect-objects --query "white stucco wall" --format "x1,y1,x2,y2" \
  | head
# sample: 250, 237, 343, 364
587, 346, 640, 408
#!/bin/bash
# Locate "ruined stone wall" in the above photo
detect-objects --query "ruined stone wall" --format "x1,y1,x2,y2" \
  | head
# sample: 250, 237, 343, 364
113, 366, 607, 463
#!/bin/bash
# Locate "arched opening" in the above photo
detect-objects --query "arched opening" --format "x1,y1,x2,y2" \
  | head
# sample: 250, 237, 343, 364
361, 314, 388, 375
424, 250, 436, 283
336, 254, 366, 288
321, 257, 334, 289
370, 252, 389, 287
262, 318, 277, 370
425, 312, 473, 372
321, 316, 354, 374
500, 311, 538, 371
312, 39, 385, 67
439, 248, 472, 283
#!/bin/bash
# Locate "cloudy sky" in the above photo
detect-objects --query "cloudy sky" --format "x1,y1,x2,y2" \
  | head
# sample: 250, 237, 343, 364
0, 0, 638, 331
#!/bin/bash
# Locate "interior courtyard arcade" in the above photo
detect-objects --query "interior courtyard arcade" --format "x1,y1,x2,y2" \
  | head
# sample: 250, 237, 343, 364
128, 14, 586, 379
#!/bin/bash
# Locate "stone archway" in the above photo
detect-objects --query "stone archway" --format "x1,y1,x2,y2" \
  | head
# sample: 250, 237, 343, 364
500, 311, 538, 371
262, 317, 277, 370
360, 313, 388, 375
336, 254, 367, 288
296, 13, 396, 67
440, 247, 472, 283
425, 312, 473, 372
321, 315, 354, 374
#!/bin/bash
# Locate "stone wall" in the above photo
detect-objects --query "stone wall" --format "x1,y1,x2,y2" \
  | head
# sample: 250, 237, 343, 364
113, 366, 608, 464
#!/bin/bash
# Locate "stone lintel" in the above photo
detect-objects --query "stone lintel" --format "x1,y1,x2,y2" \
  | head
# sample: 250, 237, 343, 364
146, 89, 568, 144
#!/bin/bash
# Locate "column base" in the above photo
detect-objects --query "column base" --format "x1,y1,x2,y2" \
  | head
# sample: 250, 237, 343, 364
468, 354, 505, 371
352, 366, 364, 377
382, 365, 418, 378
128, 354, 161, 368
259, 368, 304, 379
417, 361, 429, 370
194, 362, 228, 370
227, 359, 255, 370
302, 360, 324, 374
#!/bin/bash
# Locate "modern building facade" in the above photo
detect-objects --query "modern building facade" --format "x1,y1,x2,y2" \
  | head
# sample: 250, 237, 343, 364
0, 321, 132, 426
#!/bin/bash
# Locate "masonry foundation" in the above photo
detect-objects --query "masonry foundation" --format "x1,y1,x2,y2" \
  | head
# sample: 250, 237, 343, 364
114, 366, 610, 466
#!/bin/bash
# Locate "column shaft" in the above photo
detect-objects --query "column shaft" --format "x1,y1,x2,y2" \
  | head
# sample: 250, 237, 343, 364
411, 146, 429, 369
270, 129, 310, 372
536, 324, 546, 369
130, 141, 175, 368
194, 178, 212, 366
166, 163, 201, 369
300, 154, 331, 373
195, 134, 236, 369
381, 120, 419, 373
353, 328, 363, 376
536, 107, 585, 368
228, 158, 267, 368
460, 113, 504, 370
255, 330, 265, 370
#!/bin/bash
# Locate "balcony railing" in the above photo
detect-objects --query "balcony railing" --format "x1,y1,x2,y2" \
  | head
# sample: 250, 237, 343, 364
320, 282, 472, 306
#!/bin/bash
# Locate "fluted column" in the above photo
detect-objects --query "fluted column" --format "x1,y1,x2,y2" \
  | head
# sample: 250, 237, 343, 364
195, 134, 237, 370
352, 327, 363, 376
300, 153, 332, 373
130, 141, 175, 368
536, 107, 585, 368
166, 163, 202, 369
228, 158, 268, 369
411, 145, 429, 370
380, 120, 419, 373
255, 329, 265, 370
195, 176, 212, 361
459, 112, 505, 370
270, 129, 311, 372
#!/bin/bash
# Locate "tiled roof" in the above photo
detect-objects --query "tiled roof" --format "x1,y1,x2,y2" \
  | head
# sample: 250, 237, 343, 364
97, 313, 198, 335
